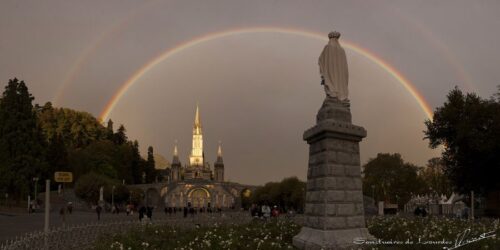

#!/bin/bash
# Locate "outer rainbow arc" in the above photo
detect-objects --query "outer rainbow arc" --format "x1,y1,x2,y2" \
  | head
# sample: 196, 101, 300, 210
52, 0, 162, 105
99, 27, 433, 122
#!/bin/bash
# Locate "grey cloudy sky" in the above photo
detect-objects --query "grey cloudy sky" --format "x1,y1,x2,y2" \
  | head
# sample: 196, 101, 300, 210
1, 0, 499, 184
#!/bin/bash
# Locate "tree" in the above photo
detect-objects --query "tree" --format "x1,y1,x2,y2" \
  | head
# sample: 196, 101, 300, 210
145, 146, 157, 183
251, 176, 305, 212
130, 140, 145, 184
362, 153, 426, 207
0, 79, 153, 200
113, 125, 127, 145
37, 104, 107, 148
424, 87, 500, 195
241, 189, 253, 209
419, 158, 452, 197
68, 140, 119, 179
0, 79, 48, 200
74, 172, 129, 204
106, 119, 114, 140
279, 177, 306, 212
46, 133, 69, 174
74, 172, 110, 204
67, 139, 143, 184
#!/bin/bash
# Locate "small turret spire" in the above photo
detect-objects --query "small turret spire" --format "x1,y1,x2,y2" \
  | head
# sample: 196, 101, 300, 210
214, 140, 224, 182
217, 140, 222, 157
172, 140, 180, 165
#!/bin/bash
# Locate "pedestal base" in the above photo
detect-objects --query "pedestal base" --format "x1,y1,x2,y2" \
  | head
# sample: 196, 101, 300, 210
293, 226, 372, 250
294, 97, 374, 249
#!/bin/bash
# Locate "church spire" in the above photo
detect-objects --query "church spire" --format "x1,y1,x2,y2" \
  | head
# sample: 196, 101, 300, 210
190, 104, 204, 166
174, 140, 178, 157
194, 103, 201, 128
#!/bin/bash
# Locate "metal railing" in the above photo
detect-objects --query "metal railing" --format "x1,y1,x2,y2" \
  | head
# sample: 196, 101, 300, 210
404, 203, 465, 216
0, 212, 250, 250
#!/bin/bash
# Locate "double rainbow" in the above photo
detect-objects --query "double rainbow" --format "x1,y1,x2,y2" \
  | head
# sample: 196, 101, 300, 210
98, 27, 433, 121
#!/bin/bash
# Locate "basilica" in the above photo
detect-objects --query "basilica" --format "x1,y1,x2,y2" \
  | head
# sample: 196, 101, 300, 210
160, 105, 252, 208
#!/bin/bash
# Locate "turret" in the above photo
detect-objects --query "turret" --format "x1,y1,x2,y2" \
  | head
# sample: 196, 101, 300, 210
171, 142, 181, 182
214, 141, 224, 182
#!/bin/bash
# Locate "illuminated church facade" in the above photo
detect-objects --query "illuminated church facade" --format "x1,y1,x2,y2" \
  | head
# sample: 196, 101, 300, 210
160, 105, 251, 208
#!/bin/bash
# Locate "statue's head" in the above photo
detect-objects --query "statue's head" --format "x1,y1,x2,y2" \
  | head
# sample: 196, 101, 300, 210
328, 31, 341, 39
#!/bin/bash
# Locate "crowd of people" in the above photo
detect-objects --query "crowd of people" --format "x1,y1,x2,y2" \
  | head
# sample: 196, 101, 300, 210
249, 204, 287, 220
54, 201, 293, 224
162, 206, 224, 218
90, 203, 233, 222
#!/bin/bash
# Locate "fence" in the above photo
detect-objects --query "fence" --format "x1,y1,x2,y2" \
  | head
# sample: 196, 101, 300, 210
0, 212, 250, 250
404, 203, 465, 216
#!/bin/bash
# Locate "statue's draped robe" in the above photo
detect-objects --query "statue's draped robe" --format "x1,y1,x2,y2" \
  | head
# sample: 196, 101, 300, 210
318, 38, 349, 100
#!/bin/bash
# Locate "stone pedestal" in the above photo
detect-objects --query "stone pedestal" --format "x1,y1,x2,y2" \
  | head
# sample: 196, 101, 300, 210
293, 97, 373, 249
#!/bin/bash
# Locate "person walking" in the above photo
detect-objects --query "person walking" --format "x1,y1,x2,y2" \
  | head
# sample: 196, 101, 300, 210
59, 207, 66, 225
146, 206, 153, 222
67, 202, 73, 214
183, 206, 188, 218
272, 206, 280, 218
126, 204, 131, 216
139, 206, 146, 221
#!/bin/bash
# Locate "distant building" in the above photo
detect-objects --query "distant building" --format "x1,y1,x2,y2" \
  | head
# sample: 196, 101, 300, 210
160, 105, 251, 208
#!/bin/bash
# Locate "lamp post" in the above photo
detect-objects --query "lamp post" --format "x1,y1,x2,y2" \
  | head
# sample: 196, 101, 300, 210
112, 185, 115, 212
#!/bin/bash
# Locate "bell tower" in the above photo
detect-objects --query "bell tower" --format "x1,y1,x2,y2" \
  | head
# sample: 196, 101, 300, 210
189, 104, 204, 166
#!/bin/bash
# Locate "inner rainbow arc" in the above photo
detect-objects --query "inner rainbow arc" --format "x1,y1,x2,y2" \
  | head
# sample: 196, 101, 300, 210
99, 27, 433, 122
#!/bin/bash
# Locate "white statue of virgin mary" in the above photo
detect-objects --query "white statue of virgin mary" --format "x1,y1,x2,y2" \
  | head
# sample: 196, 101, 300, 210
318, 31, 349, 101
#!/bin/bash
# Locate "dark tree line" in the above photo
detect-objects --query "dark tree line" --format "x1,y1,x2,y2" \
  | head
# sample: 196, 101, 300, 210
425, 86, 500, 196
0, 78, 158, 201
250, 176, 305, 212
0, 79, 48, 200
362, 153, 426, 207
